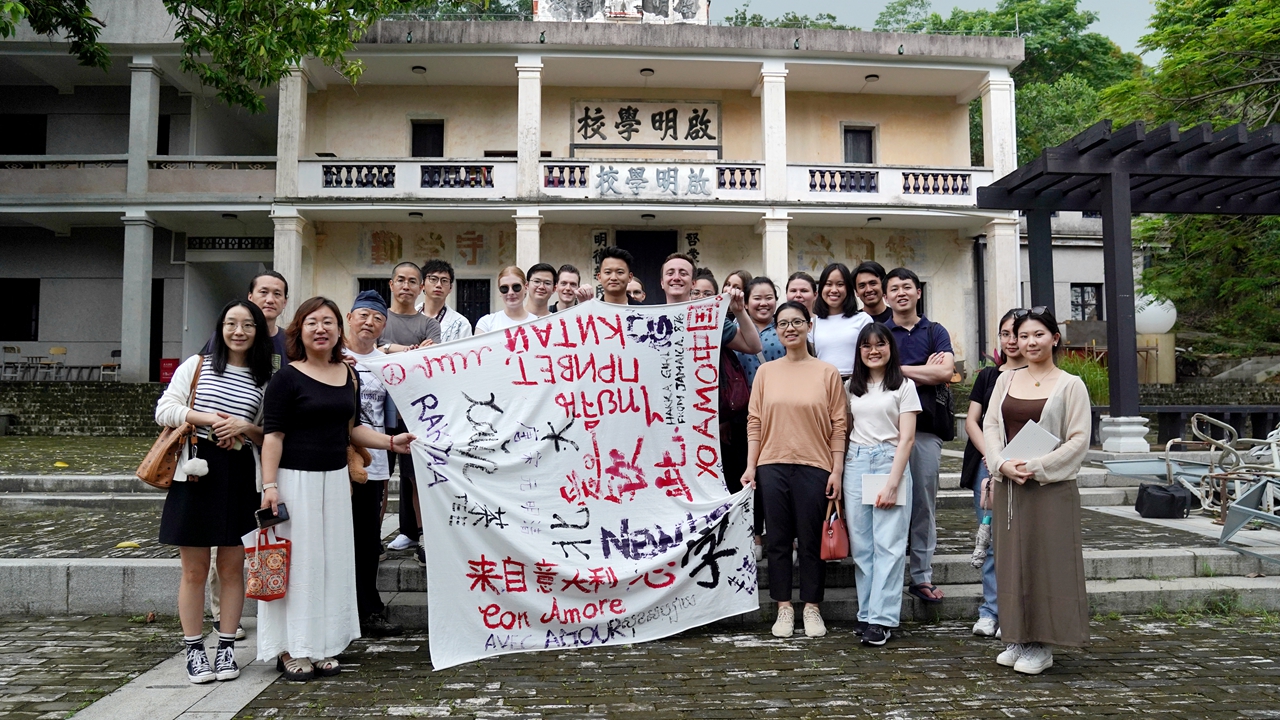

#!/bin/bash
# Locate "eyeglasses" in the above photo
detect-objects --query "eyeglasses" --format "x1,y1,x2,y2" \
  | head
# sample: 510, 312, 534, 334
1013, 306, 1050, 318
529, 279, 554, 287
424, 275, 452, 287
776, 319, 810, 330
222, 322, 256, 332
499, 283, 523, 294
391, 278, 421, 286
302, 319, 338, 330
690, 289, 716, 299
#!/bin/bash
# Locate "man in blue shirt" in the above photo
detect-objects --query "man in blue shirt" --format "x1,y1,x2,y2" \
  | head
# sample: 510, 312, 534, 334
884, 267, 955, 605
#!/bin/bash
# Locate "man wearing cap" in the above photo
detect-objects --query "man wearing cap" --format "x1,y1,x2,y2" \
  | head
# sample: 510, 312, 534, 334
343, 290, 402, 638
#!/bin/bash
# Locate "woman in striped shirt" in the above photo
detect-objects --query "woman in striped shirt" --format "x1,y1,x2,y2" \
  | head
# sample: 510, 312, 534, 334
156, 299, 274, 685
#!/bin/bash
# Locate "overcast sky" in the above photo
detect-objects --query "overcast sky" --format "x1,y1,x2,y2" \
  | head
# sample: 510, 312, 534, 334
719, 0, 1160, 61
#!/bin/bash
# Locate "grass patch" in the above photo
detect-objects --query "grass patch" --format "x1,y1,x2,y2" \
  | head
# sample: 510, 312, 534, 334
1058, 354, 1109, 405
1144, 591, 1277, 626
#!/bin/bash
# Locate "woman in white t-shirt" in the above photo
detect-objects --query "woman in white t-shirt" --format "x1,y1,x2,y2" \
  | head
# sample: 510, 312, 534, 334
812, 263, 871, 376
841, 322, 921, 648
475, 266, 534, 334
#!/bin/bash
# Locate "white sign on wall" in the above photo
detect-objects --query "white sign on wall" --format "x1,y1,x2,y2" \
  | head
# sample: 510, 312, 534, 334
571, 100, 721, 155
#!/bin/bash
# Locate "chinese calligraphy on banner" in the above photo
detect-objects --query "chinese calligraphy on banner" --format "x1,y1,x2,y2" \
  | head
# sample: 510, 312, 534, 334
360, 298, 758, 670
572, 100, 721, 150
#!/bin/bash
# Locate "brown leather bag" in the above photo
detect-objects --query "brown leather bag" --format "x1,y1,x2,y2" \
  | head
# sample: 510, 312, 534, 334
136, 357, 203, 490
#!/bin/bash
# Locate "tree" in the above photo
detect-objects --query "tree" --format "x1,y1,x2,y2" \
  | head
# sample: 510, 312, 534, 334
874, 0, 931, 33
0, 0, 108, 71
724, 2, 857, 30
1014, 73, 1101, 164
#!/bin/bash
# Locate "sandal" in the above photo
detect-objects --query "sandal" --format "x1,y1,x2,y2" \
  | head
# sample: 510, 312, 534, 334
276, 653, 314, 681
314, 657, 341, 677
909, 583, 945, 604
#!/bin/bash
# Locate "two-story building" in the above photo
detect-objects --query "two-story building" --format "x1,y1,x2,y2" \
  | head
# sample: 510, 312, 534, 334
1, 0, 1024, 382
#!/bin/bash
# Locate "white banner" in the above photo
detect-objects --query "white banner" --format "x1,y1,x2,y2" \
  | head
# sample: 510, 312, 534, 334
361, 298, 759, 669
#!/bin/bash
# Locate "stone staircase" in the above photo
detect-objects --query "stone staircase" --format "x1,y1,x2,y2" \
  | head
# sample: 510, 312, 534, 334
0, 382, 163, 436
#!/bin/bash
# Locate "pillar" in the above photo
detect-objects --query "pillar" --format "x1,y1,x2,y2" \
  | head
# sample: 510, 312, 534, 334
514, 210, 543, 272
516, 56, 543, 199
120, 212, 155, 382
759, 215, 790, 285
275, 67, 308, 197
1098, 172, 1149, 450
758, 62, 788, 202
980, 72, 1017, 179
983, 217, 1021, 347
273, 210, 307, 326
127, 57, 162, 196
1026, 209, 1056, 314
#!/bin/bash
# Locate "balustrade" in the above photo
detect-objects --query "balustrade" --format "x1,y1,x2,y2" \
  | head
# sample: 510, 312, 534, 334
543, 164, 590, 188
322, 164, 397, 189
421, 165, 494, 189
902, 172, 970, 196
717, 166, 759, 190
808, 168, 878, 193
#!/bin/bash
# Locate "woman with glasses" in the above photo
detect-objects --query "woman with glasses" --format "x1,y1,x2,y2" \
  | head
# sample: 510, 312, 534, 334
741, 301, 846, 639
524, 262, 557, 318
690, 269, 719, 300
812, 263, 871, 378
476, 266, 534, 334
961, 308, 1027, 640
156, 300, 273, 684
257, 297, 415, 682
982, 307, 1091, 675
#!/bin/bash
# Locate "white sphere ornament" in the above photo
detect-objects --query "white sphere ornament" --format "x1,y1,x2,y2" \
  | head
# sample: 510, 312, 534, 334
1134, 295, 1177, 335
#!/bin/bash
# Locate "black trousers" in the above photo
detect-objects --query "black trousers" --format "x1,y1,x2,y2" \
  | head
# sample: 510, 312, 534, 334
759, 463, 829, 604
721, 417, 764, 536
389, 419, 421, 539
352, 479, 386, 619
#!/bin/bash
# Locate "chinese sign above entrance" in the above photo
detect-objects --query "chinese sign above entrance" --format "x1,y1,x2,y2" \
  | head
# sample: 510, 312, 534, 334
571, 101, 721, 156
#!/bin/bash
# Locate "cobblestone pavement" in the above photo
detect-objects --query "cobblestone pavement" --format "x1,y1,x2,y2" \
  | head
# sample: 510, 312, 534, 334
0, 507, 1217, 560
0, 437, 152, 475
232, 615, 1280, 719
0, 615, 181, 720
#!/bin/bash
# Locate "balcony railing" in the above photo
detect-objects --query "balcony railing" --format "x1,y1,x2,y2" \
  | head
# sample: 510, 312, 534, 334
422, 164, 493, 189
148, 155, 277, 195
540, 160, 765, 201
788, 165, 991, 206
0, 154, 128, 198
298, 159, 516, 198
902, 171, 970, 196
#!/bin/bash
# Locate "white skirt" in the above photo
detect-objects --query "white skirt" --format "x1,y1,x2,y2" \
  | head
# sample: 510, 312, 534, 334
256, 467, 360, 662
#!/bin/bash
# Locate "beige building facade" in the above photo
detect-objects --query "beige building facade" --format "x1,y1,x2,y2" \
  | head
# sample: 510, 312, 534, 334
1, 3, 1023, 382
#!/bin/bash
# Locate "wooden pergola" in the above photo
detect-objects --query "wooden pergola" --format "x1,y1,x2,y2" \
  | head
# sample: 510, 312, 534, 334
978, 120, 1280, 421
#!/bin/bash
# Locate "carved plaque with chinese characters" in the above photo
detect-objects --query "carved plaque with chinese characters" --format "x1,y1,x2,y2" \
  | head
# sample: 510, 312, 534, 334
571, 100, 721, 155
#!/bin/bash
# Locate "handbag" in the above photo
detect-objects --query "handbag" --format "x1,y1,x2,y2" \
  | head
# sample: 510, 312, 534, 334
1135, 482, 1197, 519
136, 356, 203, 490
345, 364, 373, 483
245, 526, 291, 601
719, 348, 750, 415
820, 498, 850, 561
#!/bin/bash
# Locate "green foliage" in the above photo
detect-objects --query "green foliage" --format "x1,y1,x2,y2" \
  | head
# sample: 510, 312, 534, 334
723, 2, 856, 30
1057, 353, 1109, 406
1015, 73, 1102, 164
0, 0, 109, 71
874, 0, 931, 33
1136, 215, 1280, 344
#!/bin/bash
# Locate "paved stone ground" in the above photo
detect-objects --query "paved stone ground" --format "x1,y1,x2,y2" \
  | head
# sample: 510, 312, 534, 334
229, 615, 1280, 719
0, 615, 181, 720
933, 508, 1220, 554
0, 437, 152, 475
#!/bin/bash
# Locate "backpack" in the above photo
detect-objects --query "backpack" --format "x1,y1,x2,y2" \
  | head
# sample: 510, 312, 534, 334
924, 324, 956, 441
1135, 483, 1198, 519
720, 349, 750, 416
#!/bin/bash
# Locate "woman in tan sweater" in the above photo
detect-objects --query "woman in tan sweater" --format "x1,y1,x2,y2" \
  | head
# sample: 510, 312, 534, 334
741, 301, 846, 639
982, 308, 1092, 675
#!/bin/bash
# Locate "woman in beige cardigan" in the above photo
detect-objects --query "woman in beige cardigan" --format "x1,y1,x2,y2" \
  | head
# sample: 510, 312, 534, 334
981, 307, 1091, 675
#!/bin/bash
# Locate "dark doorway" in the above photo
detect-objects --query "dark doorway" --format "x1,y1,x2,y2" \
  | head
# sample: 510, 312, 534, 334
149, 279, 164, 382
456, 279, 490, 330
411, 121, 444, 158
614, 230, 678, 304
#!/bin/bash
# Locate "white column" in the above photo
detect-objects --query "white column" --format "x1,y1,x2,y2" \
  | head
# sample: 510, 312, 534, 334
514, 210, 543, 271
759, 215, 790, 285
127, 57, 162, 196
980, 72, 1017, 179
275, 67, 309, 198
758, 62, 788, 202
983, 217, 1021, 341
516, 56, 543, 199
120, 212, 155, 382
273, 210, 307, 326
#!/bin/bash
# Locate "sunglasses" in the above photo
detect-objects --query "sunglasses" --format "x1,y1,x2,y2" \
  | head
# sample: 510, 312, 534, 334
499, 283, 523, 294
1013, 306, 1049, 318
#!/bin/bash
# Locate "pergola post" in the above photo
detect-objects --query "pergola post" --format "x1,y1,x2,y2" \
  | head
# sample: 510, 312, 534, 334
1026, 210, 1055, 315
1099, 172, 1148, 451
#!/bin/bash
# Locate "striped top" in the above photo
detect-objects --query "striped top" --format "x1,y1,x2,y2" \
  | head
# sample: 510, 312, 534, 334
155, 354, 265, 440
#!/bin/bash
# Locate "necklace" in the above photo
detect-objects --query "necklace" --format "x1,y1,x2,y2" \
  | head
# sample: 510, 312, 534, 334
1027, 367, 1055, 387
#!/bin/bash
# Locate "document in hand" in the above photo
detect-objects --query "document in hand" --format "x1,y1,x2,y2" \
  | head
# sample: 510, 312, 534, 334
1001, 419, 1060, 462
861, 474, 907, 506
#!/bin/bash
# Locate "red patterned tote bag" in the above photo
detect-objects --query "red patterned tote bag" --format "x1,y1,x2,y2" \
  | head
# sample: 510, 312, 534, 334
245, 527, 291, 601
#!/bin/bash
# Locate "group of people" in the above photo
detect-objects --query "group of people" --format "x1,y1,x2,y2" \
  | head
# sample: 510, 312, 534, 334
154, 247, 1092, 685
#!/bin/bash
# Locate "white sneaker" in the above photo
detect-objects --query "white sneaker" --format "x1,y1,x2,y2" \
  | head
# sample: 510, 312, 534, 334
1014, 643, 1053, 675
802, 605, 826, 638
996, 642, 1025, 667
771, 605, 795, 638
387, 534, 417, 551
753, 542, 764, 563
972, 616, 998, 637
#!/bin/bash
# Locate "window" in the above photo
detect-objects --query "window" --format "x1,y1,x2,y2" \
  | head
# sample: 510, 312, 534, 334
411, 121, 444, 158
157, 114, 171, 155
843, 127, 873, 164
456, 279, 490, 330
1071, 284, 1104, 321
0, 115, 48, 155
0, 279, 39, 341
357, 278, 392, 308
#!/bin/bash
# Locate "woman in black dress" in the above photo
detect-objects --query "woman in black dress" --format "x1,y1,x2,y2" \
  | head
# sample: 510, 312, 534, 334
156, 300, 274, 684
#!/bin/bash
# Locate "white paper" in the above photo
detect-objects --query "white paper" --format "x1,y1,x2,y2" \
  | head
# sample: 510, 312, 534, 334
861, 474, 907, 506
1001, 419, 1061, 462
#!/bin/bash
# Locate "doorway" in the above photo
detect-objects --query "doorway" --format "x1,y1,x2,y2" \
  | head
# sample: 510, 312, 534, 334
614, 230, 678, 304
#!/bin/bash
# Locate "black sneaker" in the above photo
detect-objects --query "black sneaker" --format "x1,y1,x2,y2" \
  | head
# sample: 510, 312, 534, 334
862, 624, 891, 646
361, 613, 403, 638
854, 621, 869, 636
415, 546, 426, 567
186, 645, 216, 684
214, 643, 240, 681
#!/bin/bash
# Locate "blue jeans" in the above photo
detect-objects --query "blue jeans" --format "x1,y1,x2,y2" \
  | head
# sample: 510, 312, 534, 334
843, 443, 913, 628
972, 465, 999, 622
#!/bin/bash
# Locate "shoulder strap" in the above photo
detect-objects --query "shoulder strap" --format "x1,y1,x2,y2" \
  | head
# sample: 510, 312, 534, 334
346, 363, 359, 431
186, 355, 204, 410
